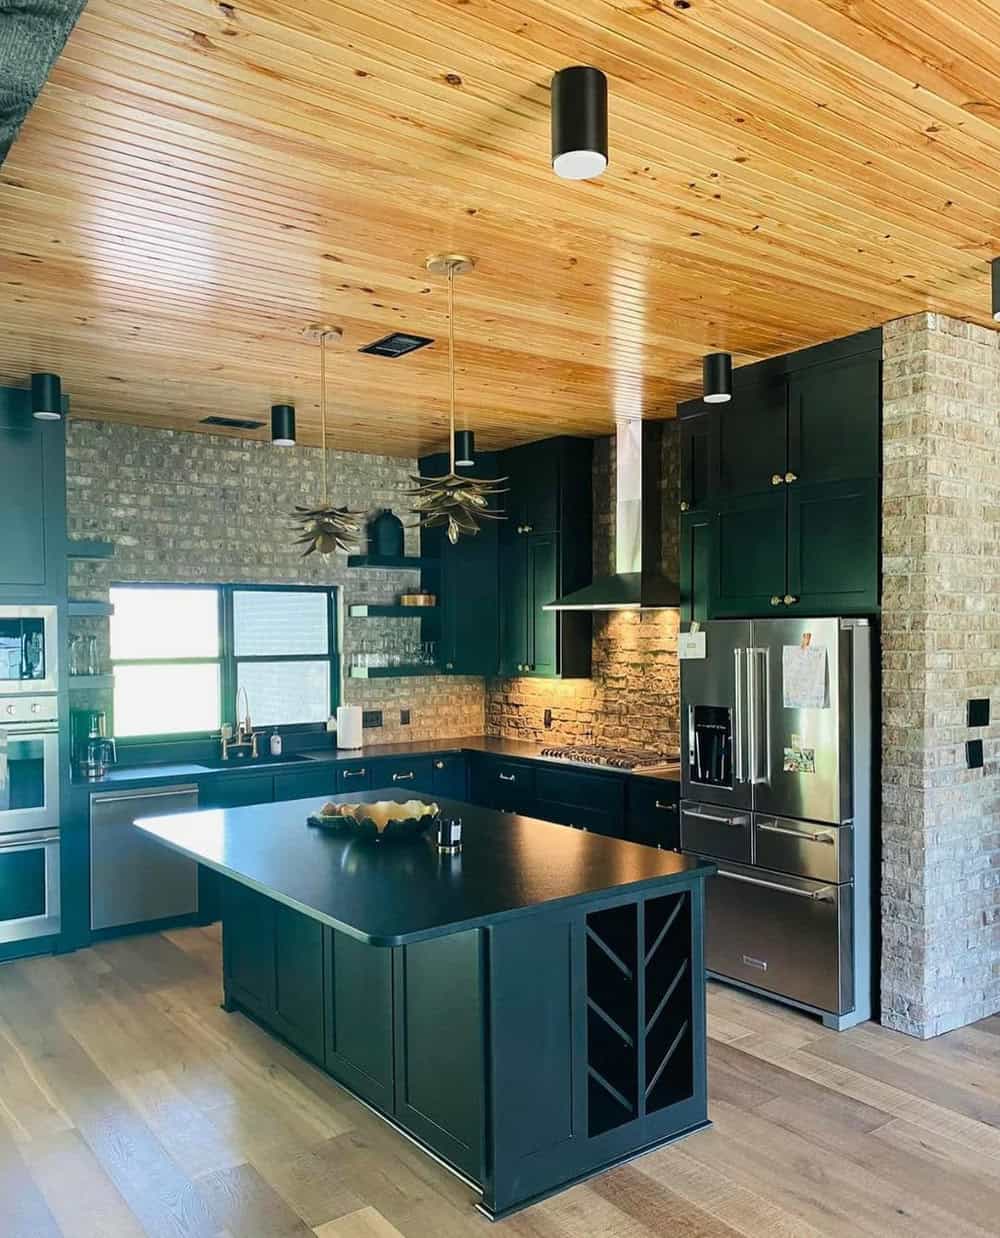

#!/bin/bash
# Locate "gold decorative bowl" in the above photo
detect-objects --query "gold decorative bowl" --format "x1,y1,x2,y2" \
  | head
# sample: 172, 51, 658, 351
307, 798, 440, 843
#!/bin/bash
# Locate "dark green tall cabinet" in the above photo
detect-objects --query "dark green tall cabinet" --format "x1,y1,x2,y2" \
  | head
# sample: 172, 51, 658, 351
0, 386, 66, 599
496, 436, 593, 678
678, 330, 881, 620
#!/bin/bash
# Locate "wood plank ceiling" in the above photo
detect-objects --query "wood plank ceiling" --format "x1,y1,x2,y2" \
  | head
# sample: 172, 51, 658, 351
1, 0, 999, 456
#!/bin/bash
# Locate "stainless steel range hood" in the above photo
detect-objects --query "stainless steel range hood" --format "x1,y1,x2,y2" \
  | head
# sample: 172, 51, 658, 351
545, 418, 680, 611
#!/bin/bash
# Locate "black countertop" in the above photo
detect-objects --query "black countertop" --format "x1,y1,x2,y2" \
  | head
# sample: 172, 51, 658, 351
74, 734, 681, 791
135, 790, 711, 947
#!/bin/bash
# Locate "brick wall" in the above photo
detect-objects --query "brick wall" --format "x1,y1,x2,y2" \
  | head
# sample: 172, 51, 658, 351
881, 313, 1000, 1037
485, 426, 682, 755
65, 420, 485, 743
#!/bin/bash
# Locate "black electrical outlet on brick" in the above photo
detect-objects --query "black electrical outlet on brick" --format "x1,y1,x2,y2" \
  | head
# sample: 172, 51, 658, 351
966, 739, 984, 770
362, 709, 383, 729
544, 708, 553, 729
968, 698, 990, 728
400, 709, 411, 726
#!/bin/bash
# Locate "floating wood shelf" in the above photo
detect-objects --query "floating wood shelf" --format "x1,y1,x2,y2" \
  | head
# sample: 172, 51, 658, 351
67, 539, 114, 560
346, 554, 434, 570
67, 600, 114, 618
348, 604, 438, 618
348, 665, 439, 679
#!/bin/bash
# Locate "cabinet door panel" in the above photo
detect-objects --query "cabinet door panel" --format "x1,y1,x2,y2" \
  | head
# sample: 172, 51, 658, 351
712, 491, 787, 617
273, 766, 338, 803
336, 761, 372, 793
394, 931, 483, 1180
716, 376, 787, 498
431, 754, 467, 800
786, 478, 879, 614
0, 422, 46, 588
325, 928, 395, 1111
274, 904, 325, 1062
374, 756, 434, 793
498, 531, 528, 676
787, 352, 880, 485
201, 773, 274, 809
527, 532, 558, 677
680, 413, 715, 512
680, 510, 714, 626
223, 881, 276, 1017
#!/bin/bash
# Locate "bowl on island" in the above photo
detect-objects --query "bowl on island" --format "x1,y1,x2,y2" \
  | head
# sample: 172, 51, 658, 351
307, 798, 440, 843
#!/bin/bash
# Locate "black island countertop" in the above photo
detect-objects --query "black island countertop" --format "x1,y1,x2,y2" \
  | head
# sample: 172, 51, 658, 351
136, 789, 712, 947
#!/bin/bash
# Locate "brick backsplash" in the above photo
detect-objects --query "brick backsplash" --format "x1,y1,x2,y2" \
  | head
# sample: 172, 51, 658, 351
485, 426, 682, 755
881, 313, 1000, 1037
65, 420, 484, 744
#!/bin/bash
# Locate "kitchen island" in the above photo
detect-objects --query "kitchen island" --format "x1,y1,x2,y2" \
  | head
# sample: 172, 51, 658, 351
136, 790, 715, 1220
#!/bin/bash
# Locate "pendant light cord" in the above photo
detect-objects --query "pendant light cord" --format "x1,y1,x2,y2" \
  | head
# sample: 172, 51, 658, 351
320, 330, 329, 504
448, 263, 456, 474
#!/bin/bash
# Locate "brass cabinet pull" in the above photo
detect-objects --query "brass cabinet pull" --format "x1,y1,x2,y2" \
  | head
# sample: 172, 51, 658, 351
391, 771, 414, 781
783, 595, 798, 605
769, 596, 782, 607
770, 473, 784, 486
784, 471, 798, 484
498, 772, 516, 782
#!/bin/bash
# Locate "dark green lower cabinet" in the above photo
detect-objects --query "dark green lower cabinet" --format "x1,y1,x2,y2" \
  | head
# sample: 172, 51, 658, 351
786, 477, 879, 614
324, 927, 395, 1111
273, 766, 338, 802
394, 931, 484, 1181
223, 881, 276, 1017
430, 754, 467, 800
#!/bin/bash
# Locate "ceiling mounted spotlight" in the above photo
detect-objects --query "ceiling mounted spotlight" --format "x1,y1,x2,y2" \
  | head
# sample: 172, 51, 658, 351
271, 404, 296, 447
992, 258, 1000, 322
31, 373, 62, 421
702, 352, 733, 405
454, 429, 475, 468
551, 66, 608, 180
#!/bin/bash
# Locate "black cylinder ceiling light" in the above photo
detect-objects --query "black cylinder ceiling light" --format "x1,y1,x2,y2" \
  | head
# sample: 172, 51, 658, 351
454, 429, 475, 467
702, 352, 733, 404
992, 258, 1000, 322
31, 373, 62, 421
551, 66, 608, 180
271, 403, 296, 447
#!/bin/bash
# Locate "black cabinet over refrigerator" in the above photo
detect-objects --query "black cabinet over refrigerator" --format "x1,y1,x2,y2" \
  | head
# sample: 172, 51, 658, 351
679, 616, 872, 1030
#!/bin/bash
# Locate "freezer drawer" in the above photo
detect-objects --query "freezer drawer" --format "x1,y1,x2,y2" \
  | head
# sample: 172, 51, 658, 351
701, 858, 854, 1015
753, 815, 852, 884
680, 800, 751, 865
91, 785, 199, 931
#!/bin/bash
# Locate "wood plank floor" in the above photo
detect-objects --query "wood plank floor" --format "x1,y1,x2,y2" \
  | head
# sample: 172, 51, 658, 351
1, 927, 998, 1238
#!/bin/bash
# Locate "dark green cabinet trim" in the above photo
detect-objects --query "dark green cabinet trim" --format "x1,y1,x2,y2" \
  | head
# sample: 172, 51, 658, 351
274, 903, 325, 1062
222, 881, 276, 1016
0, 387, 66, 600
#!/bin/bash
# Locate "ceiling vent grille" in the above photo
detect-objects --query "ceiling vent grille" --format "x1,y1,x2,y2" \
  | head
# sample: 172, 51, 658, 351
359, 332, 433, 358
200, 415, 266, 430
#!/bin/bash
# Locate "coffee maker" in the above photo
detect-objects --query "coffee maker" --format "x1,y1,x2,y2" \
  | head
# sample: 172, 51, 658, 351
71, 708, 118, 780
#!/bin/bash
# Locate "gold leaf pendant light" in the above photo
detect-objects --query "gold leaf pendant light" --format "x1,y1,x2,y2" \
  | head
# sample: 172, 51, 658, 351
292, 326, 363, 556
405, 255, 507, 545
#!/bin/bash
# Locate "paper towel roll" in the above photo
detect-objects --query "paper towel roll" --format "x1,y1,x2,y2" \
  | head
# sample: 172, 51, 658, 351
336, 705, 363, 750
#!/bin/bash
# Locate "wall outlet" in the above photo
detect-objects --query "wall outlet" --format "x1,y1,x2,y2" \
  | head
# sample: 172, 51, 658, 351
362, 709, 383, 729
544, 708, 553, 729
968, 698, 990, 728
400, 709, 411, 726
966, 739, 984, 770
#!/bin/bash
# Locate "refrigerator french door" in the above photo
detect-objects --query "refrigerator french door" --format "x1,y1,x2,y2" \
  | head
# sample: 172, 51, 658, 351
680, 617, 872, 1030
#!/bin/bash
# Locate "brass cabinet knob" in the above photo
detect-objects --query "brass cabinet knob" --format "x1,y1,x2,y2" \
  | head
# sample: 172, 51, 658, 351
771, 473, 784, 486
770, 596, 782, 606
784, 471, 798, 484
783, 595, 798, 605
680, 500, 690, 512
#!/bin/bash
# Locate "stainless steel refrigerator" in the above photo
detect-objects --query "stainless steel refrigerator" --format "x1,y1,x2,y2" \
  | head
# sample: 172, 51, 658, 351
679, 616, 872, 1030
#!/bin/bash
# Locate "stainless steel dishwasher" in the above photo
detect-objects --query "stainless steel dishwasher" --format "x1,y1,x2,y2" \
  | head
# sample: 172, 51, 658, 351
90, 784, 200, 930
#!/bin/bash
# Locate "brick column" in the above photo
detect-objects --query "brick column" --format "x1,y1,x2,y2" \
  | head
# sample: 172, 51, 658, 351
881, 313, 1000, 1037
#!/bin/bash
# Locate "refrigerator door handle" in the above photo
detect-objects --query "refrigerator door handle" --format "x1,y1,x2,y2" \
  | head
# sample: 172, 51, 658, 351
748, 647, 771, 786
733, 649, 745, 784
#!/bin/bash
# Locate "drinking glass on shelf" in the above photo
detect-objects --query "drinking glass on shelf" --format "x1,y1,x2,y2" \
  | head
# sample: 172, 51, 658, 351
86, 635, 99, 676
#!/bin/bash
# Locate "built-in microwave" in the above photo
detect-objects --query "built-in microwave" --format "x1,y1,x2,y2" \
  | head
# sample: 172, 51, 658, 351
0, 605, 59, 695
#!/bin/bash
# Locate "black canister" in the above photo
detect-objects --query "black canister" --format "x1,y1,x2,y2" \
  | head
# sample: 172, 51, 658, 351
368, 509, 404, 557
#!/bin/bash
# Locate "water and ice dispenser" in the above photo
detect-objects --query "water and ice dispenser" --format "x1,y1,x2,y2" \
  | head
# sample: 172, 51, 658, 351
689, 705, 733, 788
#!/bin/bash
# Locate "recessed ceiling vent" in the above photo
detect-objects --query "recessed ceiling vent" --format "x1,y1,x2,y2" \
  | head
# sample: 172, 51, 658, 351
359, 332, 433, 358
200, 415, 266, 430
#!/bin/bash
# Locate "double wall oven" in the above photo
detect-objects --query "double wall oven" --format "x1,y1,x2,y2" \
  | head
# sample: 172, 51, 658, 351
0, 605, 61, 945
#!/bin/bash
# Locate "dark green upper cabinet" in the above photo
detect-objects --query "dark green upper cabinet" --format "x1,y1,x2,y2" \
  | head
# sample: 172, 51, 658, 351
715, 373, 787, 498
0, 388, 66, 599
420, 451, 500, 676
787, 352, 881, 486
678, 330, 882, 618
712, 491, 788, 618
679, 412, 713, 513
497, 437, 593, 679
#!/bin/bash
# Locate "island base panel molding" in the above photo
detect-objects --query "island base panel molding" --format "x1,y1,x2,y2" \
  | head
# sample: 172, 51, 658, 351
220, 875, 709, 1219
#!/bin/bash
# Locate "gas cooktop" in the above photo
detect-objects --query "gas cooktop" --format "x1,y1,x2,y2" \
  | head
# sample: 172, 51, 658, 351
539, 745, 679, 772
